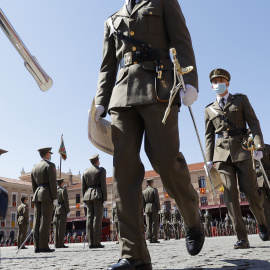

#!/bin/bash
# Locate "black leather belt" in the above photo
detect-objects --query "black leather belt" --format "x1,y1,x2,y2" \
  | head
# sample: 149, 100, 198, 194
119, 49, 169, 69
38, 183, 48, 187
217, 128, 247, 139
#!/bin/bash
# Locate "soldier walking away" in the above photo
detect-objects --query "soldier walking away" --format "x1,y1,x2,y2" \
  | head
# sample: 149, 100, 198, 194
142, 178, 160, 243
171, 204, 181, 240
112, 202, 119, 244
160, 203, 171, 240
204, 210, 212, 237
255, 144, 270, 229
31, 147, 57, 253
54, 178, 70, 248
94, 0, 204, 268
205, 69, 269, 249
82, 154, 107, 249
17, 196, 29, 249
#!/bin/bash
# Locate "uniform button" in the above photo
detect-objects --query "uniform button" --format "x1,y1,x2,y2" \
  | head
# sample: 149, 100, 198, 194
132, 46, 136, 51
149, 11, 153, 15
130, 31, 135, 36
224, 112, 226, 114
227, 128, 230, 131
236, 109, 238, 111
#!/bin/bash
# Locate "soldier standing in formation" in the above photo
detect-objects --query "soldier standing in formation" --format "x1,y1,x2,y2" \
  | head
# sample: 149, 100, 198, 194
256, 144, 270, 228
205, 69, 269, 249
53, 178, 70, 248
204, 210, 212, 237
17, 196, 29, 249
112, 202, 119, 244
31, 147, 57, 253
224, 213, 232, 236
142, 178, 160, 243
171, 204, 181, 240
94, 0, 204, 268
82, 154, 107, 249
160, 203, 171, 241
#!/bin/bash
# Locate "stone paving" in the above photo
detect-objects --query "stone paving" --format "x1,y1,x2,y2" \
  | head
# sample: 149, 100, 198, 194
0, 234, 270, 270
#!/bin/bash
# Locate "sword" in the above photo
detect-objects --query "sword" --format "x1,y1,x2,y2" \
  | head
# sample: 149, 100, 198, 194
0, 8, 53, 91
16, 229, 33, 254
162, 48, 216, 197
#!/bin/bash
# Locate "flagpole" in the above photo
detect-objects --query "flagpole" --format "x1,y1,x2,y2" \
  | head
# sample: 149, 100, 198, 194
60, 155, 62, 178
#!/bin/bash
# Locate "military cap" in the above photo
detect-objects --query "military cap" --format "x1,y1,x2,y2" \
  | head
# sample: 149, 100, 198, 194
144, 178, 154, 182
37, 147, 53, 154
209, 68, 231, 82
57, 178, 65, 183
21, 196, 28, 202
89, 154, 99, 161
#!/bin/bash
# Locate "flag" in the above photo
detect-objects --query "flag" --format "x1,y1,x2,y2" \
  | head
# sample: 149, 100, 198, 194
58, 135, 67, 160
200, 187, 206, 194
164, 188, 170, 198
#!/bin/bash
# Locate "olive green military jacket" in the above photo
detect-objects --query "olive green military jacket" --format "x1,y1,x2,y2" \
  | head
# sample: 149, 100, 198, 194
205, 93, 264, 163
160, 209, 171, 224
55, 186, 70, 216
256, 144, 270, 187
142, 186, 160, 213
171, 209, 181, 223
17, 203, 29, 225
112, 206, 118, 222
31, 160, 57, 202
82, 165, 107, 202
95, 0, 198, 116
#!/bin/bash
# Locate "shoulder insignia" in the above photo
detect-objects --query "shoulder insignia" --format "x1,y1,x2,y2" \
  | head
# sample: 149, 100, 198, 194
205, 102, 214, 108
234, 93, 245, 96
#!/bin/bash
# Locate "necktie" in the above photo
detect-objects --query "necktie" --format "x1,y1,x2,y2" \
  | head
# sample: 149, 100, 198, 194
220, 98, 225, 110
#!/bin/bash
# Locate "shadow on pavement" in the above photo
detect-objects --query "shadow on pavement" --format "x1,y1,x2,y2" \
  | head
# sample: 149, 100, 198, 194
0, 256, 55, 260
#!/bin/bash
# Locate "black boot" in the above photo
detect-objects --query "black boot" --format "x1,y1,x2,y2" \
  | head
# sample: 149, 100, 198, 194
258, 224, 270, 241
107, 259, 152, 270
185, 225, 205, 256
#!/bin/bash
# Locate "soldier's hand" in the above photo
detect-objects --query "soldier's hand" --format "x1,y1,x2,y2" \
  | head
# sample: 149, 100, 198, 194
180, 84, 198, 106
95, 105, 105, 122
253, 150, 263, 161
204, 161, 213, 176
53, 199, 58, 206
103, 201, 107, 206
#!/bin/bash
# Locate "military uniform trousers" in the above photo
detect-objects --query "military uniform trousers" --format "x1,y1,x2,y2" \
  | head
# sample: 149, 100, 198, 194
86, 199, 103, 247
111, 103, 200, 260
115, 221, 119, 239
145, 211, 158, 242
54, 214, 67, 248
18, 224, 28, 248
33, 201, 54, 249
259, 187, 270, 228
204, 221, 212, 237
173, 222, 181, 239
216, 158, 265, 241
162, 221, 170, 240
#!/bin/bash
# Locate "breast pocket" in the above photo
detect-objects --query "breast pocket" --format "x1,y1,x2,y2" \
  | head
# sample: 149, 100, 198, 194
138, 7, 163, 33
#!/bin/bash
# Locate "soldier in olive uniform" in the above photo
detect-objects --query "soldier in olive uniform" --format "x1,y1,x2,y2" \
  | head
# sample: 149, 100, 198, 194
204, 210, 212, 237
205, 69, 269, 249
224, 213, 232, 236
31, 147, 57, 253
256, 144, 270, 228
82, 154, 107, 248
17, 196, 29, 249
54, 178, 70, 248
94, 1, 204, 268
142, 178, 160, 243
112, 202, 119, 243
171, 204, 181, 240
160, 203, 171, 240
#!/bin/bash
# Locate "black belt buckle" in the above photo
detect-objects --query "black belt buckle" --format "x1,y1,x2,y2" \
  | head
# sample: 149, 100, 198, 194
222, 131, 229, 139
124, 52, 133, 66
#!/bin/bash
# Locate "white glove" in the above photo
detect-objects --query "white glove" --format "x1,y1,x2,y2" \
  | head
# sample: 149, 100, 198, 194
180, 84, 198, 106
67, 212, 70, 218
53, 199, 58, 206
253, 150, 263, 161
83, 202, 87, 208
204, 161, 213, 176
95, 105, 105, 122
103, 201, 107, 206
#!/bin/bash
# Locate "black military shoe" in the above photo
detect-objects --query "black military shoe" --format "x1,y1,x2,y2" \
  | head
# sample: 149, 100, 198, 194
185, 226, 205, 256
107, 259, 152, 270
258, 224, 270, 241
234, 240, 250, 249
20, 246, 28, 249
34, 248, 39, 253
92, 244, 105, 248
39, 248, 55, 252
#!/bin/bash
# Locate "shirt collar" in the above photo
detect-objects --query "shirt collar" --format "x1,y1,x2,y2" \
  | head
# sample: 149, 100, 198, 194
217, 92, 229, 103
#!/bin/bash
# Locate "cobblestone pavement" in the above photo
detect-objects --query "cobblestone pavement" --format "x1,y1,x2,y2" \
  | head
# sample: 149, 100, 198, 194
1, 235, 270, 270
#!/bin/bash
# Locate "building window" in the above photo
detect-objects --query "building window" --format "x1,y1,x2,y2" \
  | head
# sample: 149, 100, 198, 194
103, 208, 108, 218
240, 192, 247, 202
76, 211, 80, 217
12, 193, 17, 207
198, 176, 206, 188
220, 194, 225, 204
200, 197, 208, 206
76, 194, 80, 204
11, 212, 16, 227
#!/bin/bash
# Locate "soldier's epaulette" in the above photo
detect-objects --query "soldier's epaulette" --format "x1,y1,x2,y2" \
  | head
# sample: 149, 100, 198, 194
205, 102, 214, 108
234, 93, 245, 96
